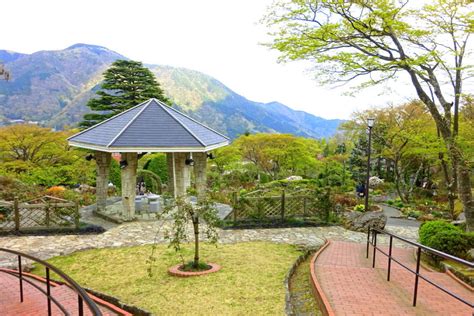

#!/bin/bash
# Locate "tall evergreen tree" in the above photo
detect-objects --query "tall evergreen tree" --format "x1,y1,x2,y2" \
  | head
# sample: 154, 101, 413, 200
80, 60, 170, 128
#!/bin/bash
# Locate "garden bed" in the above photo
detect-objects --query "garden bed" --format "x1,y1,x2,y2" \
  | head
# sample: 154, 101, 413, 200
32, 242, 303, 315
0, 222, 105, 236
221, 217, 339, 230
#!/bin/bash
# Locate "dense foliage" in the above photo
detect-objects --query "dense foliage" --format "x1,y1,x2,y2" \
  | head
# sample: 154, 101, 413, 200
419, 221, 474, 259
0, 125, 95, 190
208, 133, 353, 201
264, 0, 474, 230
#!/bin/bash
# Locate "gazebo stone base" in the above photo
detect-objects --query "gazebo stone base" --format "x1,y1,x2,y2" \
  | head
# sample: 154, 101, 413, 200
95, 200, 160, 222
91, 197, 233, 224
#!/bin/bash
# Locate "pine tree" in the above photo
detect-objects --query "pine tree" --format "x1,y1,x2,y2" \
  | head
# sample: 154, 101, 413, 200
348, 136, 368, 184
80, 60, 170, 128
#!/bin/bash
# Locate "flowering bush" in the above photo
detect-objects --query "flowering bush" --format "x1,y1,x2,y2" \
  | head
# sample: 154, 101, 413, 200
369, 176, 384, 188
46, 186, 66, 198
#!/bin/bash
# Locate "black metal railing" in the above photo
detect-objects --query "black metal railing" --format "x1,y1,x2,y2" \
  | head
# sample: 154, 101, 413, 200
0, 247, 102, 316
366, 227, 474, 309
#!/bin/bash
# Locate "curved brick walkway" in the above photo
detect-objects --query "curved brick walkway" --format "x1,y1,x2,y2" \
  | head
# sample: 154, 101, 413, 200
0, 270, 126, 315
314, 241, 473, 316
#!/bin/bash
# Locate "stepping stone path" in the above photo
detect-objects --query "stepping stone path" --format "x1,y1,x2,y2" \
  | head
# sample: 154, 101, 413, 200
314, 241, 473, 315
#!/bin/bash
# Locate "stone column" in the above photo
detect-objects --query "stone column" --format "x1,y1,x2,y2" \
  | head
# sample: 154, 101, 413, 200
174, 152, 187, 197
193, 152, 208, 202
120, 152, 138, 220
95, 151, 111, 212
184, 153, 192, 192
166, 153, 175, 197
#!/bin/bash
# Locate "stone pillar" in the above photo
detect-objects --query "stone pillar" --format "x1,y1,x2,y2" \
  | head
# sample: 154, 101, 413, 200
95, 151, 111, 212
120, 152, 138, 220
174, 152, 187, 197
166, 153, 175, 197
194, 152, 207, 202
184, 153, 192, 192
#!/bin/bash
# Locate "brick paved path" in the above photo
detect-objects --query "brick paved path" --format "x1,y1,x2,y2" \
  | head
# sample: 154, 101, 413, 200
0, 270, 123, 315
314, 241, 473, 316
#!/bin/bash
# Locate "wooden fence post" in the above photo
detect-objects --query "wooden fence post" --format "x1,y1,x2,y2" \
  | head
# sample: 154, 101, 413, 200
14, 197, 20, 232
280, 189, 285, 221
45, 202, 50, 228
232, 192, 238, 224
74, 201, 80, 230
303, 197, 307, 218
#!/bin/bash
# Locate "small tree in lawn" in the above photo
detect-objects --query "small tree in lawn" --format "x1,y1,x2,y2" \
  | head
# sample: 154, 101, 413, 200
80, 59, 170, 128
162, 196, 220, 270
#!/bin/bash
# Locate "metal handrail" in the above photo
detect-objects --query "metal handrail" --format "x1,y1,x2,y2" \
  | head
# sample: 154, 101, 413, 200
366, 227, 473, 310
0, 247, 102, 316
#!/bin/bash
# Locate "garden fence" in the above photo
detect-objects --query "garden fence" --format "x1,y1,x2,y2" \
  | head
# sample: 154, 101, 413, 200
0, 196, 80, 233
229, 189, 333, 223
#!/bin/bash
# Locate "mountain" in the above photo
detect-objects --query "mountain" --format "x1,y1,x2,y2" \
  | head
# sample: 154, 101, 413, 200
0, 44, 343, 138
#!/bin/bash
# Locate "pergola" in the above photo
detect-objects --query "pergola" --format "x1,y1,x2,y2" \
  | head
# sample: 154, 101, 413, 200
68, 98, 229, 220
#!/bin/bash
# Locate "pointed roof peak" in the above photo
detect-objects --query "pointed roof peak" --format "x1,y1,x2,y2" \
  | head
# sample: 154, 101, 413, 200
68, 99, 229, 152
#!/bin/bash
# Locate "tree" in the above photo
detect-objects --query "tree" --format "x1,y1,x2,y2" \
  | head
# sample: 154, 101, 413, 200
0, 125, 95, 186
80, 60, 170, 128
349, 102, 443, 203
264, 0, 474, 230
160, 197, 220, 270
234, 133, 321, 180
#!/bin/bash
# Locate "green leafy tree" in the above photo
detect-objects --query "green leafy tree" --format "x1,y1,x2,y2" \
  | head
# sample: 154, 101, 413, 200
348, 136, 368, 184
80, 60, 170, 128
161, 197, 220, 270
234, 133, 321, 180
0, 125, 95, 186
264, 0, 474, 230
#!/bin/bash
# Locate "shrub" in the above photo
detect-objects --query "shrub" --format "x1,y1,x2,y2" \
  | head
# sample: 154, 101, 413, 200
387, 200, 394, 205
144, 154, 168, 185
372, 189, 383, 196
46, 186, 66, 197
406, 209, 422, 219
430, 211, 445, 219
368, 176, 384, 188
424, 230, 471, 259
419, 220, 459, 245
353, 204, 365, 212
419, 220, 472, 259
109, 159, 121, 189
334, 194, 357, 207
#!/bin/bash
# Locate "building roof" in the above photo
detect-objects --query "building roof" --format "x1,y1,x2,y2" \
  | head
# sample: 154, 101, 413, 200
68, 99, 230, 152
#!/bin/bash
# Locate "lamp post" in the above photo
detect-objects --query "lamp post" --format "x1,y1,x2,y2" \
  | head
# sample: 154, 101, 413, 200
365, 118, 375, 212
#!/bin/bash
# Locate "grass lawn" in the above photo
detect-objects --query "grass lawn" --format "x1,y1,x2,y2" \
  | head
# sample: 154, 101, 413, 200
33, 242, 303, 315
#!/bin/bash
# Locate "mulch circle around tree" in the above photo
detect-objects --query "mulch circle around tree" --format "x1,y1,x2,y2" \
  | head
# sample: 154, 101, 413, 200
168, 263, 221, 277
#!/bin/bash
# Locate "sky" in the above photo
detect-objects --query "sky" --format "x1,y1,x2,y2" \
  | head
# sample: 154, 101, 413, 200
0, 0, 451, 119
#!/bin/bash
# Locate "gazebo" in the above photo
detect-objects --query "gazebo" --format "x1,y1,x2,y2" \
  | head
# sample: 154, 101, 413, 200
68, 98, 230, 220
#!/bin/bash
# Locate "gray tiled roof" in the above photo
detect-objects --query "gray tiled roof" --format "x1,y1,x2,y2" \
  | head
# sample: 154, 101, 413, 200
68, 99, 229, 151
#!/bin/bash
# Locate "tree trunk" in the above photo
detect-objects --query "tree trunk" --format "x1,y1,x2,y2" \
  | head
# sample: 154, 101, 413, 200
438, 151, 456, 218
407, 162, 423, 202
442, 138, 473, 230
457, 158, 474, 230
192, 217, 199, 268
394, 157, 409, 204
406, 69, 473, 231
